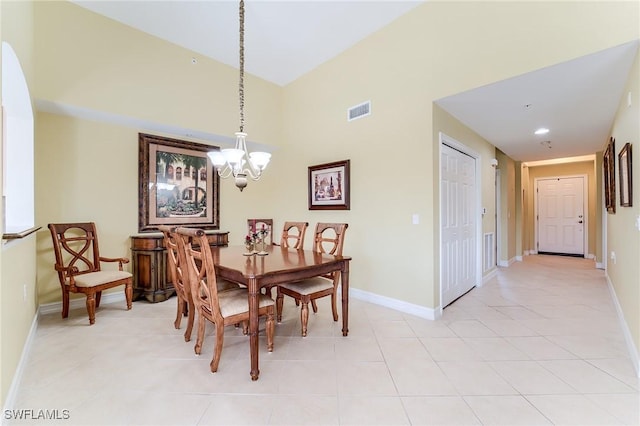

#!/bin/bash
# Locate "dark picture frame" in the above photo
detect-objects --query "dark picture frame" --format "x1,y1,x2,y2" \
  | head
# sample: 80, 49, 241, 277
308, 160, 350, 210
618, 142, 632, 207
603, 137, 616, 214
138, 133, 220, 232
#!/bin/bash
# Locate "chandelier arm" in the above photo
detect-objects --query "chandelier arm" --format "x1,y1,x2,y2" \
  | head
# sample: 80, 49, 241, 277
216, 165, 235, 179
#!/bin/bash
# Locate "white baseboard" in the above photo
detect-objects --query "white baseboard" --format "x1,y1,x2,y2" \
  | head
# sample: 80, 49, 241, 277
348, 287, 440, 320
38, 292, 126, 315
605, 274, 640, 377
2, 309, 39, 412
497, 256, 519, 268
482, 268, 497, 284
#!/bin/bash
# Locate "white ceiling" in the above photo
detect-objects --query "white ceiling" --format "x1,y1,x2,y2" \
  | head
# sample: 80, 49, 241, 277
70, 1, 638, 162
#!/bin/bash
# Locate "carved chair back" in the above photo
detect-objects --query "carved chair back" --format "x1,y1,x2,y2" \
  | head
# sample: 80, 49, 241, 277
280, 221, 309, 249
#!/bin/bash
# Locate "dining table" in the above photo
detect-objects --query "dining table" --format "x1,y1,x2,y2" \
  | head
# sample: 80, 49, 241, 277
211, 244, 352, 380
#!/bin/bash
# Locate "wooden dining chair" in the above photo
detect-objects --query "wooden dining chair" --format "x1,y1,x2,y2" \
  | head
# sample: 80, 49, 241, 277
158, 225, 194, 341
247, 218, 273, 245
175, 227, 275, 373
276, 222, 348, 337
160, 225, 243, 342
279, 221, 309, 249
48, 222, 133, 325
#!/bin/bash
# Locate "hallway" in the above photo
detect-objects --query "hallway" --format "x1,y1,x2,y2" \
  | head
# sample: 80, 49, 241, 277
6, 255, 639, 425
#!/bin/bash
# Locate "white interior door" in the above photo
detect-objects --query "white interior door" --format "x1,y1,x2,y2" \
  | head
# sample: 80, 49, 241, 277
537, 176, 585, 255
441, 143, 477, 307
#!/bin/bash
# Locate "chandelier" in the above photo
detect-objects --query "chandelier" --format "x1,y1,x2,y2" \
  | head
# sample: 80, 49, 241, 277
208, 0, 271, 191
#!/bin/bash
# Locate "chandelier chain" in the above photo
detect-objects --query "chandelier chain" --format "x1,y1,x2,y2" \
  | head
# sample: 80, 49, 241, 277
238, 0, 245, 132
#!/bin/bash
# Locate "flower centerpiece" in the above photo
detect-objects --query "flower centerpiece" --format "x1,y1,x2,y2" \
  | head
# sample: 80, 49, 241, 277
243, 234, 255, 256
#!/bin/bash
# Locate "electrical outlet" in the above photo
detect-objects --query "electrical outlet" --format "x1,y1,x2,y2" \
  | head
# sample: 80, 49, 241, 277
610, 251, 616, 264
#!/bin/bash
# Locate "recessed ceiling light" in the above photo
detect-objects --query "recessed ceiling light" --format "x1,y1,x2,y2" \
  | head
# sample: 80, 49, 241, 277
535, 128, 549, 135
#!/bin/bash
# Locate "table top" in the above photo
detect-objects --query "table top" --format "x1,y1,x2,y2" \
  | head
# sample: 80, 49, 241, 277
212, 245, 351, 284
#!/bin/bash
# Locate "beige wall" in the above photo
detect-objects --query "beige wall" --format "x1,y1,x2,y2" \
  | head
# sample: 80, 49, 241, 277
607, 48, 640, 361
495, 151, 518, 263
1, 0, 37, 405
2, 0, 639, 406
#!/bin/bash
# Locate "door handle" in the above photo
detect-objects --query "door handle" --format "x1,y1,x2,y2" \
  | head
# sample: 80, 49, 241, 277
578, 220, 583, 224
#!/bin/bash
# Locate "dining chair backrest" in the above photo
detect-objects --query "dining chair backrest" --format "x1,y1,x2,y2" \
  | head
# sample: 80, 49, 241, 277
159, 225, 197, 339
312, 223, 348, 257
158, 225, 186, 298
281, 221, 309, 249
247, 218, 273, 245
175, 227, 224, 324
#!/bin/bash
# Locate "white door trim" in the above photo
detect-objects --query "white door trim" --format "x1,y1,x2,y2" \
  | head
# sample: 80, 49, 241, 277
534, 174, 588, 256
439, 132, 483, 313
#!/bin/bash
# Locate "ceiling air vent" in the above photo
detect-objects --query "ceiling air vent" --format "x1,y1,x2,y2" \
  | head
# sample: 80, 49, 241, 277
347, 101, 371, 122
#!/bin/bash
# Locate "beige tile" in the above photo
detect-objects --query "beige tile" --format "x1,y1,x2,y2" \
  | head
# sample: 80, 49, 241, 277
336, 361, 397, 395
376, 337, 431, 361
448, 319, 497, 337
386, 359, 458, 396
270, 395, 339, 425
275, 360, 337, 394
488, 360, 575, 394
420, 337, 482, 361
438, 361, 518, 396
198, 394, 276, 425
539, 359, 637, 394
338, 396, 409, 425
585, 393, 640, 425
526, 394, 625, 425
464, 395, 552, 425
462, 337, 530, 361
505, 336, 578, 360
402, 396, 481, 425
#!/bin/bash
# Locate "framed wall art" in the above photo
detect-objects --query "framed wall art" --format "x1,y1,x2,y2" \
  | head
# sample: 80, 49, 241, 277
618, 142, 632, 207
308, 160, 350, 210
603, 137, 616, 214
138, 133, 220, 232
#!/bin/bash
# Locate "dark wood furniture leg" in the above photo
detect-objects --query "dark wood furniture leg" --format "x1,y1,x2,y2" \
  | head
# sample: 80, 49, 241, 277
248, 277, 260, 381
341, 262, 350, 336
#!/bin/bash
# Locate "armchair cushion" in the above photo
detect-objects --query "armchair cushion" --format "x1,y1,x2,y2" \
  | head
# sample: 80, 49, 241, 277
278, 277, 333, 296
68, 270, 133, 288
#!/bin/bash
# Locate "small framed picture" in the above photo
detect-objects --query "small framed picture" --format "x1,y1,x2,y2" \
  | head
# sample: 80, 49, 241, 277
603, 137, 616, 214
308, 160, 350, 210
618, 142, 632, 207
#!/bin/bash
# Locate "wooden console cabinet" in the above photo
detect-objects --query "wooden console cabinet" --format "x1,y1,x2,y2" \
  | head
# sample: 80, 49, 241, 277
130, 231, 229, 303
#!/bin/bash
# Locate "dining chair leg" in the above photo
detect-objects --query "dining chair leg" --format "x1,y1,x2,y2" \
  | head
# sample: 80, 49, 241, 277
266, 308, 275, 352
330, 292, 339, 321
300, 298, 310, 337
276, 289, 284, 322
184, 299, 195, 342
210, 322, 225, 373
85, 293, 97, 325
124, 282, 133, 310
61, 290, 70, 319
174, 296, 184, 329
311, 299, 318, 313
194, 314, 205, 355
95, 291, 102, 308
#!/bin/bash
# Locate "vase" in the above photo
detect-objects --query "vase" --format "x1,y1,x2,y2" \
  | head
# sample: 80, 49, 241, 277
243, 241, 254, 256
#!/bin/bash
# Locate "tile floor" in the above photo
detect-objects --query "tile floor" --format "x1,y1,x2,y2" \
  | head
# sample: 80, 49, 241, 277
6, 255, 639, 425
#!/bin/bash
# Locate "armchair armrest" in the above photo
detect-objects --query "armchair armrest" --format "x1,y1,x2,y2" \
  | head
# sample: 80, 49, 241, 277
99, 256, 130, 271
